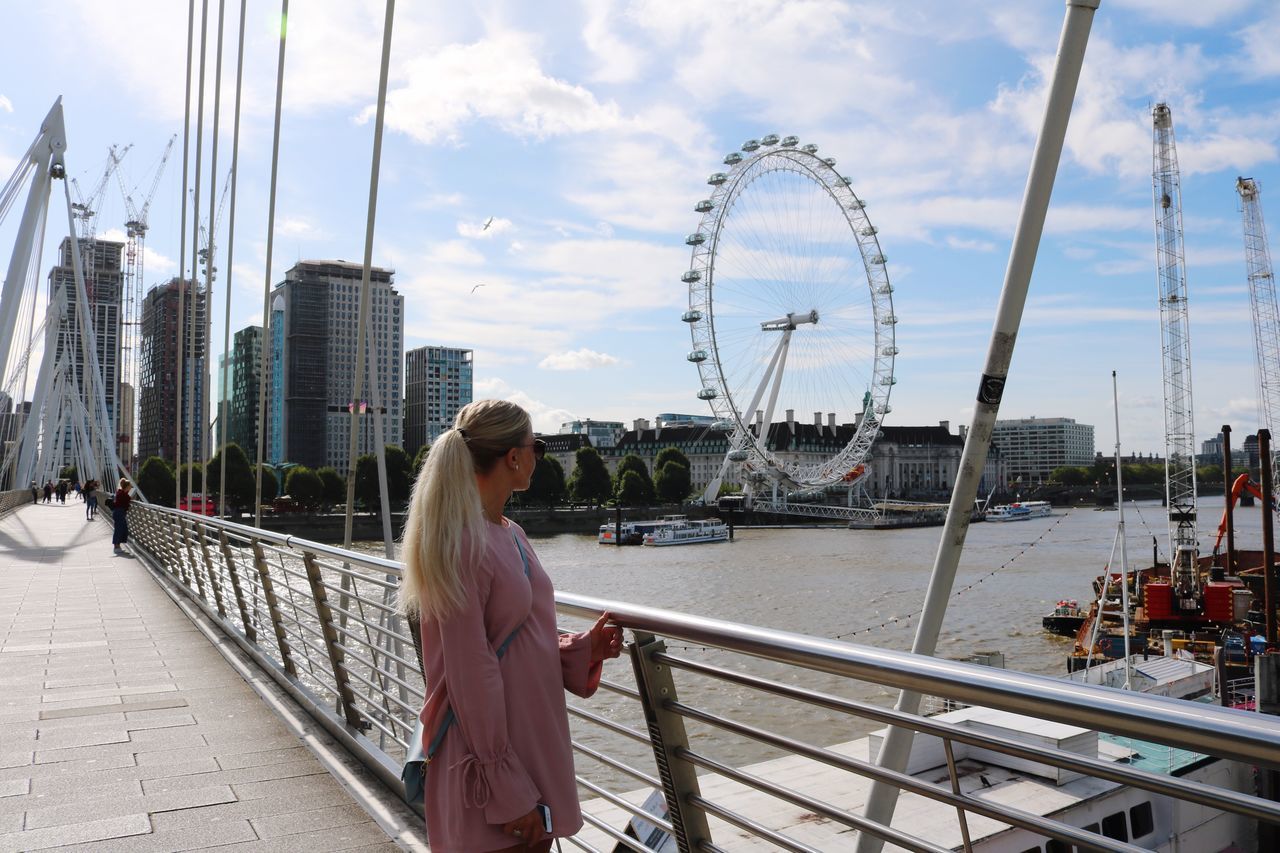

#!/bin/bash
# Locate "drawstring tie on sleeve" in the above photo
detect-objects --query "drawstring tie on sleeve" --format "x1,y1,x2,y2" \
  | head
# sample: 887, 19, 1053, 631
451, 753, 492, 808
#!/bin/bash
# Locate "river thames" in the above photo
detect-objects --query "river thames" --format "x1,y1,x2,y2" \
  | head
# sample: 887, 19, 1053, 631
367, 495, 1267, 782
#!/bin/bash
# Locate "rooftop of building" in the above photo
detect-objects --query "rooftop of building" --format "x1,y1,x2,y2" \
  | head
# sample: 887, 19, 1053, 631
284, 259, 394, 284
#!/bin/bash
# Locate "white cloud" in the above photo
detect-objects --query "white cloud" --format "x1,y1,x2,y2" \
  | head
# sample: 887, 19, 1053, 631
581, 0, 645, 83
457, 217, 513, 239
945, 236, 996, 252
422, 239, 485, 266
1236, 11, 1280, 78
0, 94, 12, 113
1112, 0, 1253, 28
276, 216, 322, 238
373, 30, 623, 144
472, 376, 576, 434
539, 348, 620, 370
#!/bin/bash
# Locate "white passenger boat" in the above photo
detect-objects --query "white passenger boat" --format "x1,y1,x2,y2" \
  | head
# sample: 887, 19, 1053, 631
641, 516, 729, 546
986, 500, 1053, 522
598, 518, 683, 545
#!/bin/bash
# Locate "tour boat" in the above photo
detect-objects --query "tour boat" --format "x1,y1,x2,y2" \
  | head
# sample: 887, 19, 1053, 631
985, 500, 1052, 522
641, 516, 729, 546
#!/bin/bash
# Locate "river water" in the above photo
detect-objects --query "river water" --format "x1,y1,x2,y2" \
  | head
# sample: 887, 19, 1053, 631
360, 496, 1264, 786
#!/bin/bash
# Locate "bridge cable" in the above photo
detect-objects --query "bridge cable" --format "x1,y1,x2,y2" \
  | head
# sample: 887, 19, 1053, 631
217, 0, 247, 519
185, 0, 211, 501
174, 0, 196, 502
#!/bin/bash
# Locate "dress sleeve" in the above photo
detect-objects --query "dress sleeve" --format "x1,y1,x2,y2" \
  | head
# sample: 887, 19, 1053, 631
437, 554, 540, 825
559, 631, 603, 698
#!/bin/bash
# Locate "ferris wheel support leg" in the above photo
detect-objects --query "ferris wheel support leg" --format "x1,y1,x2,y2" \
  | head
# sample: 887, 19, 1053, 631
854, 2, 1099, 851
759, 329, 793, 453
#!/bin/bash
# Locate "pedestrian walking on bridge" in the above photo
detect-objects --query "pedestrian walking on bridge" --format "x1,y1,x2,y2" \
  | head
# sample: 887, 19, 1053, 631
84, 480, 99, 520
111, 478, 132, 553
30, 481, 38, 504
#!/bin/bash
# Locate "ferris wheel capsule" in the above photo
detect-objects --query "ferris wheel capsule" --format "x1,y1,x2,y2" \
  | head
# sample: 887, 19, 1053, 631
724, 152, 743, 165
685, 233, 706, 246
761, 134, 780, 146
780, 135, 799, 147
695, 200, 714, 213
742, 139, 761, 152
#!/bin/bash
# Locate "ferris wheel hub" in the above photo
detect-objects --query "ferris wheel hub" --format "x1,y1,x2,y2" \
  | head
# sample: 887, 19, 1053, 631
761, 310, 819, 331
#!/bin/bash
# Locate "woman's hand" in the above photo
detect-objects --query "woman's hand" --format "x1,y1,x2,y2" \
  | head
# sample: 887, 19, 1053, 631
588, 612, 623, 663
501, 807, 545, 845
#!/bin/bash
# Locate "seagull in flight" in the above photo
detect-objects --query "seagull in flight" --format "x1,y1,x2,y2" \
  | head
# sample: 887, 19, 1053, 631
470, 284, 487, 293
482, 216, 494, 231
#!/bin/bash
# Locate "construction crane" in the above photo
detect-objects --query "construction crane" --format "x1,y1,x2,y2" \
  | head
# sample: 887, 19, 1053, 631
1237, 177, 1280, 471
69, 144, 130, 302
114, 134, 176, 462
1151, 103, 1200, 611
197, 167, 234, 285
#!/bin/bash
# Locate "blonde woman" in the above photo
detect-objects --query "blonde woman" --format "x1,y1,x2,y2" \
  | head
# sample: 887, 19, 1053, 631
402, 400, 622, 852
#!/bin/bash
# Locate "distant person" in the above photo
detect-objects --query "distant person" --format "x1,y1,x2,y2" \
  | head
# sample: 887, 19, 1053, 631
400, 399, 623, 851
56, 480, 67, 503
43, 481, 53, 502
84, 480, 99, 521
111, 478, 132, 553
30, 481, 38, 504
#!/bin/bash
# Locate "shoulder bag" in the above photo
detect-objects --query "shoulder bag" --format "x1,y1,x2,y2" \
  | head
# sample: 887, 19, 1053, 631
402, 530, 531, 803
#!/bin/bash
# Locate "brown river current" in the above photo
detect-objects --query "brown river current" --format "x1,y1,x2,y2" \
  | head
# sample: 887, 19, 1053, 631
360, 496, 1264, 786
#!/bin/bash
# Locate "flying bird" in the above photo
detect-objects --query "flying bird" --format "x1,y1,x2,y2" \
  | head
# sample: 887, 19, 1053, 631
470, 284, 487, 293
482, 216, 494, 231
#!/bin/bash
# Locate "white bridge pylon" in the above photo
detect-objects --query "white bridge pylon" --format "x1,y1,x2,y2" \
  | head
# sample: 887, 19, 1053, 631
0, 99, 136, 492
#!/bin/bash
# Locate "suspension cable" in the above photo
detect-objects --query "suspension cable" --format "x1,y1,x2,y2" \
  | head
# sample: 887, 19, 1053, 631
218, 0, 247, 518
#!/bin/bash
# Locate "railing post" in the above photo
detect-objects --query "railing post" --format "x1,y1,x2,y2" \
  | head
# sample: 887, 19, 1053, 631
629, 631, 712, 853
181, 517, 207, 600
196, 521, 227, 618
302, 551, 364, 729
219, 530, 257, 642
251, 539, 297, 677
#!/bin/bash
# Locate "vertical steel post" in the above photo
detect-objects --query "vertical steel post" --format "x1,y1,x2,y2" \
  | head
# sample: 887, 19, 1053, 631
1223, 425, 1236, 573
1262, 430, 1277, 646
196, 521, 226, 618
856, 3, 1100, 849
219, 530, 256, 642
251, 539, 297, 676
302, 552, 364, 728
629, 632, 711, 853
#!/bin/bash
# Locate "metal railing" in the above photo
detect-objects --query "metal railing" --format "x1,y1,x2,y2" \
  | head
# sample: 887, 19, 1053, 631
123, 502, 1280, 852
0, 487, 34, 516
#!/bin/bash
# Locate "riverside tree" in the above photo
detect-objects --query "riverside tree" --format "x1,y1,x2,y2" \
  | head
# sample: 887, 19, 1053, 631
655, 461, 692, 504
258, 465, 279, 503
654, 446, 693, 503
206, 443, 255, 512
317, 466, 345, 508
614, 454, 654, 504
137, 456, 176, 507
523, 456, 566, 507
355, 445, 413, 511
569, 446, 612, 507
285, 466, 324, 508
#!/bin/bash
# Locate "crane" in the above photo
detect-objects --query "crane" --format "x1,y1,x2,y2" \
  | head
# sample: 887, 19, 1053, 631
69, 144, 130, 302
1152, 103, 1200, 611
114, 134, 176, 463
1237, 177, 1280, 473
197, 167, 234, 285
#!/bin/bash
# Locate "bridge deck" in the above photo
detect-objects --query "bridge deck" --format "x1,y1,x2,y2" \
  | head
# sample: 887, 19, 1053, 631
0, 501, 427, 852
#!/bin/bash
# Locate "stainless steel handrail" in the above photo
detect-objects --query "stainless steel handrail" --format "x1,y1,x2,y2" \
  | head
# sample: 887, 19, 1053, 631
123, 503, 1280, 853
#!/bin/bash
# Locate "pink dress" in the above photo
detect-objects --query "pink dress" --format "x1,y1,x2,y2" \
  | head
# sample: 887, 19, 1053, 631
418, 519, 601, 852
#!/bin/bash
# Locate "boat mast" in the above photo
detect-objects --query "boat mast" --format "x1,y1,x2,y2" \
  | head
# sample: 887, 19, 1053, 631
1113, 370, 1132, 688
1151, 103, 1200, 611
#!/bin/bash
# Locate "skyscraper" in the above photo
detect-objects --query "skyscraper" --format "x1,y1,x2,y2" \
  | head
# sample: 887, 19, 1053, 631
137, 278, 207, 463
267, 261, 403, 469
404, 346, 472, 455
46, 237, 124, 468
227, 325, 262, 457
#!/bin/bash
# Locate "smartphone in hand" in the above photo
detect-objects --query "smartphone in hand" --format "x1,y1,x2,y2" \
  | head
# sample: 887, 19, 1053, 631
535, 803, 552, 833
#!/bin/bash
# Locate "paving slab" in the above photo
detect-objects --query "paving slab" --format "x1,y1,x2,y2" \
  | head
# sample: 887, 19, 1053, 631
0, 503, 427, 850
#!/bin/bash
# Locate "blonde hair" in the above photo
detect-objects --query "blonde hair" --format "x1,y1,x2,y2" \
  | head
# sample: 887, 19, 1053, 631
118, 478, 130, 490
400, 399, 532, 620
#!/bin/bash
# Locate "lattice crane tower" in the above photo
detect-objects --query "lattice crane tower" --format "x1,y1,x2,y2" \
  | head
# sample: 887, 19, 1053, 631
1151, 103, 1199, 607
1237, 177, 1280, 467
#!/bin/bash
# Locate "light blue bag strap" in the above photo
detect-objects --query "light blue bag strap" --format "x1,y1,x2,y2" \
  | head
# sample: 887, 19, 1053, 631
426, 528, 532, 761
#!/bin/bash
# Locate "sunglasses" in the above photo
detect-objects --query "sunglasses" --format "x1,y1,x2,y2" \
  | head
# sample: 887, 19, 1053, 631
516, 438, 547, 460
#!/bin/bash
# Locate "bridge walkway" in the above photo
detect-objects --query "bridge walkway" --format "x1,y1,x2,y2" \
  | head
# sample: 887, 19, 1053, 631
0, 501, 428, 852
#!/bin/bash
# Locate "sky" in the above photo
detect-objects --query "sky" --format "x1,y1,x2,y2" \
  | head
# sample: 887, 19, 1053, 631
2, 0, 1279, 459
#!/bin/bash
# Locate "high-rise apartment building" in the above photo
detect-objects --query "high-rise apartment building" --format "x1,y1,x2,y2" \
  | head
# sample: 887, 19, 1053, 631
992, 416, 1094, 484
227, 325, 263, 457
404, 346, 472, 454
137, 278, 207, 463
47, 237, 124, 467
267, 261, 403, 469
558, 418, 624, 449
